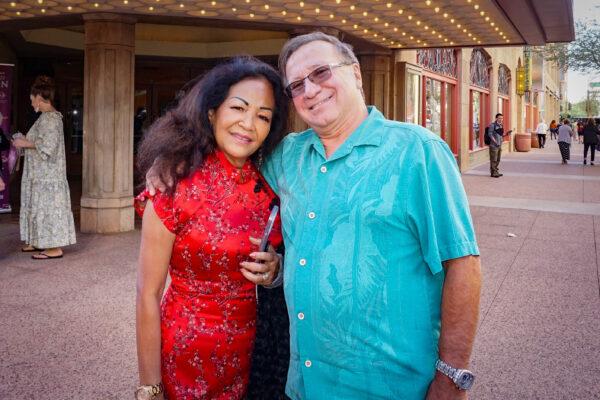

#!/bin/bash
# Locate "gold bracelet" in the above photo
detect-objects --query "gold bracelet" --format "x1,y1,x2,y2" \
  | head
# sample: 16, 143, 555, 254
134, 382, 164, 399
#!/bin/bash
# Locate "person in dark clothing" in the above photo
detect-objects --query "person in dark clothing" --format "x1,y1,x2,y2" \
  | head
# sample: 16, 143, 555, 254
487, 113, 511, 178
582, 118, 600, 165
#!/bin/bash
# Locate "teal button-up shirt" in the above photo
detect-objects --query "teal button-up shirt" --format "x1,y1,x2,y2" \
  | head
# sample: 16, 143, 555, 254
261, 107, 479, 400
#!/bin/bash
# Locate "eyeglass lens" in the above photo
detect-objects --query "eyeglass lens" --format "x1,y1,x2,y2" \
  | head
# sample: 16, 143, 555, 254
287, 65, 333, 97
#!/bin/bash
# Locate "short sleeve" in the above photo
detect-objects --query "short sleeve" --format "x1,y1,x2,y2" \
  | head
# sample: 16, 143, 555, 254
34, 114, 61, 161
406, 140, 479, 275
134, 189, 179, 234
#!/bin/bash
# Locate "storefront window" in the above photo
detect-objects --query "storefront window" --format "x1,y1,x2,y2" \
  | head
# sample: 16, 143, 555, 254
406, 72, 421, 124
425, 78, 442, 136
472, 91, 481, 149
444, 84, 453, 149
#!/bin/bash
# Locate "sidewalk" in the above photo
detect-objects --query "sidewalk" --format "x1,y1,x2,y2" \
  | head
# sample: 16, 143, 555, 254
463, 139, 600, 399
1, 139, 599, 399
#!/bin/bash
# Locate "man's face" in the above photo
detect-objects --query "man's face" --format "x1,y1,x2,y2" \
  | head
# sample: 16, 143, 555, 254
496, 115, 504, 124
285, 41, 364, 132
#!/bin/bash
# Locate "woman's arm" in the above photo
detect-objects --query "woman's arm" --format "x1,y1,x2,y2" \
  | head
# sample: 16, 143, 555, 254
12, 137, 36, 149
136, 200, 175, 394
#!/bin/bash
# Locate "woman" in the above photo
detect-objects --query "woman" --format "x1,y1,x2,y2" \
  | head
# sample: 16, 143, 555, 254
577, 121, 584, 144
135, 56, 288, 400
12, 76, 76, 259
582, 118, 600, 165
549, 119, 558, 140
557, 118, 574, 164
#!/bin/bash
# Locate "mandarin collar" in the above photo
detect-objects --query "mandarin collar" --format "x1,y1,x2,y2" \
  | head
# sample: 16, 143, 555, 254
213, 150, 254, 184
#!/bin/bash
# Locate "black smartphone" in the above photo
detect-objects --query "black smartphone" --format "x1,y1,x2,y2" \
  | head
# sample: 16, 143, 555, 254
258, 205, 279, 252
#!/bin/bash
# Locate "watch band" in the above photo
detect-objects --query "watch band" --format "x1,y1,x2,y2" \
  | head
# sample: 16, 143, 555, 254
436, 359, 458, 382
435, 359, 475, 390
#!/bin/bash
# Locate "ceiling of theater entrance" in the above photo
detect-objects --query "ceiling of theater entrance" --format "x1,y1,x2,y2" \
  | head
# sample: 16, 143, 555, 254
0, 0, 572, 49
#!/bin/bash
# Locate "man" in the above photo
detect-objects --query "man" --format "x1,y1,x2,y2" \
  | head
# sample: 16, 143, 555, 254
535, 119, 548, 148
487, 113, 510, 178
263, 32, 481, 400
149, 32, 481, 400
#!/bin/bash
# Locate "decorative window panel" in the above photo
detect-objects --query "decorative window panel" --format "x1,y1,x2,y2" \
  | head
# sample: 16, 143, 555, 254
470, 48, 490, 89
417, 48, 458, 79
498, 64, 510, 96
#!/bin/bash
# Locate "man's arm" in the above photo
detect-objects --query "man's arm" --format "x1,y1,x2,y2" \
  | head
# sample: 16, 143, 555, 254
427, 254, 481, 400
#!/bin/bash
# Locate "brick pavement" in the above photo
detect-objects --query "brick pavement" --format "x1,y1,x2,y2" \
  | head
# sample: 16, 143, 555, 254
1, 138, 599, 399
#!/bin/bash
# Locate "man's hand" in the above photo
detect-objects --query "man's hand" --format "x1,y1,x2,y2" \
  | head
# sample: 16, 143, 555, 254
426, 372, 467, 400
145, 167, 171, 196
0, 177, 5, 192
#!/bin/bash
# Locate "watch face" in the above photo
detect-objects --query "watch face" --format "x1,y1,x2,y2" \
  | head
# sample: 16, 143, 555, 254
456, 371, 475, 390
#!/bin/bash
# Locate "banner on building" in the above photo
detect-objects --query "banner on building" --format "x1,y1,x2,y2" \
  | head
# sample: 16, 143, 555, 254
0, 63, 14, 213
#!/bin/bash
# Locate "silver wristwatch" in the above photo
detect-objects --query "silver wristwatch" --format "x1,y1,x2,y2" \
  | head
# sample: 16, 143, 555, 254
435, 359, 475, 390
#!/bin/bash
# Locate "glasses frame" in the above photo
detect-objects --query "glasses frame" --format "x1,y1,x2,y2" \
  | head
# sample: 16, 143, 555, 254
285, 62, 354, 98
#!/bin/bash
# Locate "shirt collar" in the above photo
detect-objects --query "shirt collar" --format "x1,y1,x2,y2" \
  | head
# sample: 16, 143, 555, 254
308, 106, 384, 161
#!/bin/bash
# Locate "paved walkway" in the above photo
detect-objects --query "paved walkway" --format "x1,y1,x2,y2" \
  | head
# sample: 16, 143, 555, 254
1, 138, 599, 399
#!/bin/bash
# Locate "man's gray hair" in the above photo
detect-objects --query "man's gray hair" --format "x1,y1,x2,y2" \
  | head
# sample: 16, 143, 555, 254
278, 31, 359, 84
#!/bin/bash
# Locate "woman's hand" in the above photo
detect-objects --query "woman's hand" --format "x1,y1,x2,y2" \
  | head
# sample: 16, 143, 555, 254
240, 236, 281, 286
0, 177, 5, 192
12, 137, 34, 149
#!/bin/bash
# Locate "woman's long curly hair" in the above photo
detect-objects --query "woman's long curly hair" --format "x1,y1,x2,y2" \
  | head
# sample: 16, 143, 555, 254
136, 56, 289, 194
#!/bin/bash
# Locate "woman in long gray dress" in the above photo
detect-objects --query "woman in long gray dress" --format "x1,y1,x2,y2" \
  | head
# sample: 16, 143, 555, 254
12, 76, 76, 259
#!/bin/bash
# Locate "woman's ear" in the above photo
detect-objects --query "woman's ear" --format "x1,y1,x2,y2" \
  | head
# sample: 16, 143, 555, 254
207, 109, 215, 126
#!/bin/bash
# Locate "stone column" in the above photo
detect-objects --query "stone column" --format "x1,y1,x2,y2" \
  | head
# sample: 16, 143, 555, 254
80, 13, 136, 233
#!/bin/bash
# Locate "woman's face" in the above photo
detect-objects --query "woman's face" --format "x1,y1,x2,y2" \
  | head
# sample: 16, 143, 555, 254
209, 77, 275, 168
30, 94, 43, 112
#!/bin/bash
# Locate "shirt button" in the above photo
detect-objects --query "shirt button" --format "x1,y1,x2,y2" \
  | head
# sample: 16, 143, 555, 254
298, 312, 305, 320
305, 360, 312, 368
308, 212, 316, 219
320, 166, 327, 173
299, 259, 307, 266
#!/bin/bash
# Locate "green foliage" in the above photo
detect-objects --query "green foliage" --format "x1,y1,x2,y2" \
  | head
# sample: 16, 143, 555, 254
535, 20, 600, 73
569, 97, 599, 117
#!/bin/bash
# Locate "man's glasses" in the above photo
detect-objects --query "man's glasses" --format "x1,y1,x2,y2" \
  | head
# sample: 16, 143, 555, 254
285, 62, 353, 98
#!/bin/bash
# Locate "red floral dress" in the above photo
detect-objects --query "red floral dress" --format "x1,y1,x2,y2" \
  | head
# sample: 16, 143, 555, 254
135, 151, 282, 400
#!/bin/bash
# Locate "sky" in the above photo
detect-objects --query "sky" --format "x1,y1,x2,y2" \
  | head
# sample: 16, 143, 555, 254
567, 0, 600, 102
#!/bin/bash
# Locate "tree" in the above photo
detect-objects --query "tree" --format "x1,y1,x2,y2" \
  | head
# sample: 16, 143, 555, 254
535, 20, 600, 73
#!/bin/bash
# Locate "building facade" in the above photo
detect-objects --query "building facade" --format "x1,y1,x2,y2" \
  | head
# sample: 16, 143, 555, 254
0, 1, 575, 232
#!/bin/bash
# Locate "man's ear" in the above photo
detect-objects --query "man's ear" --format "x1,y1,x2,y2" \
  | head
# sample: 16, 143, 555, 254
352, 63, 363, 90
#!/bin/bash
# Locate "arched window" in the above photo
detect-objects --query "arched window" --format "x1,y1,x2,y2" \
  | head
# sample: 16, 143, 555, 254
497, 64, 511, 141
470, 48, 491, 89
469, 48, 492, 150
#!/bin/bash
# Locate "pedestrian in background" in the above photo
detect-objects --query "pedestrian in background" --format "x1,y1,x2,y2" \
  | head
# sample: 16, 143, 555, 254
558, 118, 574, 164
577, 121, 584, 143
11, 76, 76, 259
488, 113, 511, 177
582, 118, 599, 165
535, 119, 548, 148
549, 119, 558, 140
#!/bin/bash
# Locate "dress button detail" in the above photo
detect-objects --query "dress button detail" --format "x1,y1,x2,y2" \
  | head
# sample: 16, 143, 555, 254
308, 212, 316, 219
320, 166, 327, 173
305, 360, 312, 368
299, 259, 307, 266
298, 312, 305, 320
